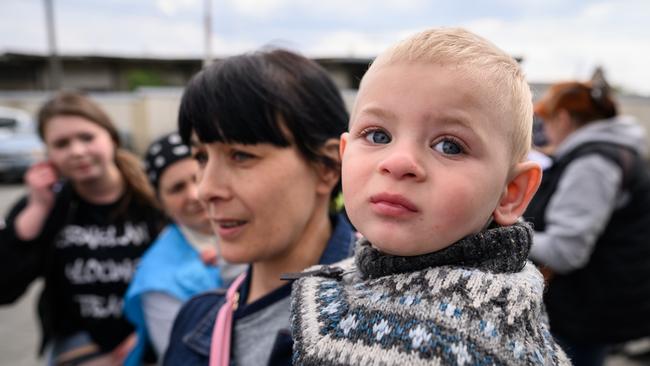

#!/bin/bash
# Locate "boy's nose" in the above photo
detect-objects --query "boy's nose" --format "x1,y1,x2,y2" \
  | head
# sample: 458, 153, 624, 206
377, 149, 426, 181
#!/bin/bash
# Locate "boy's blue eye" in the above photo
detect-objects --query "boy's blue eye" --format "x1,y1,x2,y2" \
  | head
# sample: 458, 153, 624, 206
433, 139, 463, 155
365, 130, 391, 144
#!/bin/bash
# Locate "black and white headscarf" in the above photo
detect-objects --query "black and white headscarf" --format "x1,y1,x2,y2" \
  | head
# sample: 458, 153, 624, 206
143, 132, 191, 191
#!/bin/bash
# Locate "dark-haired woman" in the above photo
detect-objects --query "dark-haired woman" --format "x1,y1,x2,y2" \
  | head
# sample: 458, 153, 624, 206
525, 81, 650, 366
163, 49, 355, 366
0, 92, 165, 365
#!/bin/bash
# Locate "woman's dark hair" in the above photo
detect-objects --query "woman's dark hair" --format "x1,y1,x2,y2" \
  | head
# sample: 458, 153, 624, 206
37, 91, 158, 211
178, 49, 349, 195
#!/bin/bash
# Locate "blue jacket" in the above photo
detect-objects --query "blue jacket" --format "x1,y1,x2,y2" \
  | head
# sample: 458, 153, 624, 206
163, 214, 355, 366
124, 224, 222, 366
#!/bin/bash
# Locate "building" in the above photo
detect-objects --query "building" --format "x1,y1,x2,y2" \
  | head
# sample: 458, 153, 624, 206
0, 52, 371, 92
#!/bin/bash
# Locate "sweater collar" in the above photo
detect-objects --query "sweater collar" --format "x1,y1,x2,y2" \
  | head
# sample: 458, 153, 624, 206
355, 221, 532, 279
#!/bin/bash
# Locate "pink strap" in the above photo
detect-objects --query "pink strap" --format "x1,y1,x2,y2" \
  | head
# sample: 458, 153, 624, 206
209, 273, 247, 366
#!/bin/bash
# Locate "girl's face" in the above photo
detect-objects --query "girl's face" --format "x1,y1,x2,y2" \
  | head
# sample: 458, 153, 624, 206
193, 139, 334, 264
158, 158, 211, 234
43, 115, 117, 183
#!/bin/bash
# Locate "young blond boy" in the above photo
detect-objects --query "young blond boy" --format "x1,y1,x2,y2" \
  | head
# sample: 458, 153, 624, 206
291, 28, 570, 365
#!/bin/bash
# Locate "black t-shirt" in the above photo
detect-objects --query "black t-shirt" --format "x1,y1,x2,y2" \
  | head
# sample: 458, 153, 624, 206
0, 185, 165, 352
53, 195, 161, 349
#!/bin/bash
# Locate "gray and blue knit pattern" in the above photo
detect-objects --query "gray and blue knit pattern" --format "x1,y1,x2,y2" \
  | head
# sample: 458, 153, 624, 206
291, 223, 570, 365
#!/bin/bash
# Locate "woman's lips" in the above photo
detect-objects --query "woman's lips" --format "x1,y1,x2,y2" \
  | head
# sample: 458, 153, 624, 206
211, 218, 247, 239
74, 162, 92, 171
369, 193, 418, 217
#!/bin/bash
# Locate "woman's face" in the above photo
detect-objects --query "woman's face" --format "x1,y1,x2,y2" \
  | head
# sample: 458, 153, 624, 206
43, 115, 117, 183
542, 110, 577, 147
193, 139, 333, 264
158, 158, 211, 234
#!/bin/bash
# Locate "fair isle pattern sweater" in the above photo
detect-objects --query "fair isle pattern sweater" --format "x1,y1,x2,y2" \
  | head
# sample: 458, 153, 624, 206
291, 223, 570, 365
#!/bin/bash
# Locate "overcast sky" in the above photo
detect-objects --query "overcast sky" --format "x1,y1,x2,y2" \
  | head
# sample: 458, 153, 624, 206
2, 0, 649, 95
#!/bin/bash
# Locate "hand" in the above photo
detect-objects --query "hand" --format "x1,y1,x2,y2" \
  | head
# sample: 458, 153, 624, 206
108, 333, 137, 365
200, 247, 219, 265
24, 161, 59, 211
539, 265, 555, 283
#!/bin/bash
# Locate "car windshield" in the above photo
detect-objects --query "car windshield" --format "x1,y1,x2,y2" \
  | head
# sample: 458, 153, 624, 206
0, 117, 18, 130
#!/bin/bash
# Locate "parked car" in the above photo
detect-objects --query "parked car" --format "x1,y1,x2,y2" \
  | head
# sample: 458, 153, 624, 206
0, 106, 45, 182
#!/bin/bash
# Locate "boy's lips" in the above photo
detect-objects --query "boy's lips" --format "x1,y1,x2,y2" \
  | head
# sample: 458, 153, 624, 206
369, 193, 418, 217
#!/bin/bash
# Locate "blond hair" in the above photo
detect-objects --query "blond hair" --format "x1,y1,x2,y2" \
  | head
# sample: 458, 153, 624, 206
363, 27, 533, 162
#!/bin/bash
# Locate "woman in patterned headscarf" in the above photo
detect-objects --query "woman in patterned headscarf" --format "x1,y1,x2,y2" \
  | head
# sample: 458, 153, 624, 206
123, 132, 246, 365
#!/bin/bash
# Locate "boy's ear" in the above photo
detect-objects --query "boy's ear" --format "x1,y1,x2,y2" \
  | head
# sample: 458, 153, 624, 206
492, 161, 542, 226
315, 138, 342, 195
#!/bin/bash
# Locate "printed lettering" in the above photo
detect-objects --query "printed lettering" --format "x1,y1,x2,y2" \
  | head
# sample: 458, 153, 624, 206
56, 222, 150, 249
65, 258, 138, 284
75, 294, 123, 319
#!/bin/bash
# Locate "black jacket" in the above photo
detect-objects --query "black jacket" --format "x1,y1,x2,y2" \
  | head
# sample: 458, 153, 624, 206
526, 142, 650, 343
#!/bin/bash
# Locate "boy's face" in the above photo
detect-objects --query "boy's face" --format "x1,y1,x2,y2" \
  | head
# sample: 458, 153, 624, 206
341, 63, 514, 256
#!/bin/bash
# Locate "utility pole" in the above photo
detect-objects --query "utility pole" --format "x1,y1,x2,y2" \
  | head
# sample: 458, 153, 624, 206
44, 0, 63, 90
203, 0, 213, 68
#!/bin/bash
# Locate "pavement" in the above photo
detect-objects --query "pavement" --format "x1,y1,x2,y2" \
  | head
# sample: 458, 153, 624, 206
0, 184, 42, 366
0, 183, 648, 365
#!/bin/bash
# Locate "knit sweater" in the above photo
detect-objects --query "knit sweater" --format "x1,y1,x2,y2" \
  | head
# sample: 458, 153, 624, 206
291, 223, 570, 366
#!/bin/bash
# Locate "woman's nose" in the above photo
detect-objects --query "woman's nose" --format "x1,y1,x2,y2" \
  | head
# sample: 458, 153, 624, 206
377, 146, 426, 181
197, 159, 231, 204
187, 178, 201, 201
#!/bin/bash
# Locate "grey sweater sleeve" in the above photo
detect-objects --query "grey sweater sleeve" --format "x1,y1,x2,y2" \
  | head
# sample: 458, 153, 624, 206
142, 291, 183, 358
529, 155, 622, 274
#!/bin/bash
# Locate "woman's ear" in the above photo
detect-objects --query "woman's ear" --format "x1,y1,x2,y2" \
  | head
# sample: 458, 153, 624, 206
315, 138, 342, 195
339, 132, 349, 158
493, 160, 542, 226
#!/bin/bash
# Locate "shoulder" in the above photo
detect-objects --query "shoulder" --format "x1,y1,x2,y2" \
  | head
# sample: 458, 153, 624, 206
123, 193, 166, 226
165, 289, 227, 361
559, 143, 630, 171
175, 289, 227, 327
131, 226, 182, 272
563, 153, 622, 181
129, 226, 219, 301
141, 225, 186, 258
548, 144, 625, 188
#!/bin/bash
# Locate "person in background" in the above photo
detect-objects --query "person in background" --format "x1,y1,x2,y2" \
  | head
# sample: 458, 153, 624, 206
123, 132, 246, 365
163, 48, 355, 366
0, 91, 165, 365
525, 79, 650, 365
